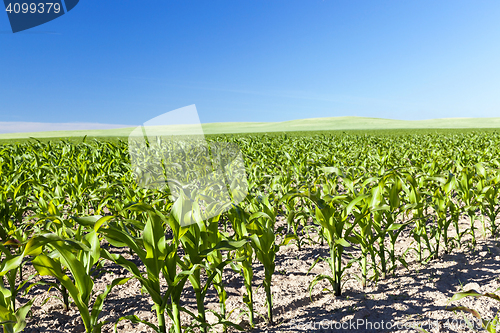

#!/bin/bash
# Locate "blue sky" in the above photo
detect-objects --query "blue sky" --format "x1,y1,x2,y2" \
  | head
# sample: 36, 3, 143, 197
1, 0, 500, 129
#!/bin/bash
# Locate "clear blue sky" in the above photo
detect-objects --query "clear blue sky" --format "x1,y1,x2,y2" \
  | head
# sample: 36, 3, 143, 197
1, 0, 500, 126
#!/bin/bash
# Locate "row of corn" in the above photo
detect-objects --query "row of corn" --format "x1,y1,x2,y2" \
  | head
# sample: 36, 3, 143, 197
1, 132, 500, 332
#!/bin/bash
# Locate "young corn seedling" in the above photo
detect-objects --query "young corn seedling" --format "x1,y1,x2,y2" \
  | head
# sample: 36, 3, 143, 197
349, 193, 376, 288
378, 172, 413, 276
428, 173, 457, 257
0, 204, 35, 315
245, 194, 280, 326
403, 172, 431, 263
0, 284, 34, 333
473, 163, 489, 238
0, 178, 34, 289
246, 219, 277, 326
99, 198, 244, 333
447, 288, 500, 332
204, 217, 233, 333
28, 232, 130, 333
177, 210, 246, 333
93, 206, 186, 333
0, 242, 25, 315
0, 240, 37, 333
368, 174, 401, 279
308, 192, 365, 297
281, 195, 308, 251
455, 165, 481, 248
31, 205, 109, 311
244, 192, 296, 326
478, 167, 500, 238
227, 205, 256, 328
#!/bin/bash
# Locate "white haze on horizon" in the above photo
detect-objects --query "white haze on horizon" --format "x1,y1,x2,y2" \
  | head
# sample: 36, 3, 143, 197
0, 122, 134, 134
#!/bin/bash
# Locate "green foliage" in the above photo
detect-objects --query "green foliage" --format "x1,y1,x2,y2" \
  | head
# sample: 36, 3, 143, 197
1, 131, 500, 332
447, 288, 500, 333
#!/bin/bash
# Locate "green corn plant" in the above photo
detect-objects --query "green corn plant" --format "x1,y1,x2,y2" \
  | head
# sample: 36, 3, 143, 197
245, 194, 279, 326
0, 241, 36, 333
175, 197, 246, 333
28, 232, 130, 333
204, 217, 233, 333
307, 190, 365, 297
447, 288, 500, 333
227, 205, 256, 328
93, 206, 186, 333
346, 173, 404, 285
0, 285, 34, 333
428, 173, 457, 257
31, 199, 79, 239
0, 208, 35, 315
177, 214, 213, 333
0, 242, 30, 314
455, 165, 481, 248
367, 175, 390, 279
98, 199, 244, 333
243, 192, 296, 326
345, 168, 407, 281
246, 219, 277, 326
281, 194, 309, 251
377, 173, 413, 276
477, 166, 500, 238
31, 207, 109, 311
472, 163, 490, 238
0, 178, 34, 288
349, 193, 376, 288
403, 171, 432, 263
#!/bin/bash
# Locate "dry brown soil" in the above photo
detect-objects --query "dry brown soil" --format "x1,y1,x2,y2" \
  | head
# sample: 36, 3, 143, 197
17, 217, 500, 333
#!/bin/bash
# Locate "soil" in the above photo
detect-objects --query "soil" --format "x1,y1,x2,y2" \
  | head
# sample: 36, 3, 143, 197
16, 216, 500, 333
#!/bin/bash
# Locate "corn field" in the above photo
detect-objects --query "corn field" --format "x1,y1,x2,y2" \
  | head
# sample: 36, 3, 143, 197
2, 131, 500, 333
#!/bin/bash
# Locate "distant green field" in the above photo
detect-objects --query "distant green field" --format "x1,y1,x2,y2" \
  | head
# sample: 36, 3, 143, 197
1, 116, 500, 141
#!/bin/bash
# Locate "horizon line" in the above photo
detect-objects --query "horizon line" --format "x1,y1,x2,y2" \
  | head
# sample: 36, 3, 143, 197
1, 116, 499, 135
